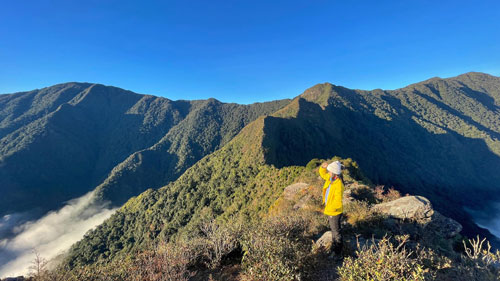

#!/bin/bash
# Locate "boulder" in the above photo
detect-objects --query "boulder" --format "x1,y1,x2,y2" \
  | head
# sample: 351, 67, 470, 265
313, 231, 333, 253
374, 196, 434, 222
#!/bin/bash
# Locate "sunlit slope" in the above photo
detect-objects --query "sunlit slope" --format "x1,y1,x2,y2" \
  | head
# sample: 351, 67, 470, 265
65, 114, 364, 267
63, 72, 500, 269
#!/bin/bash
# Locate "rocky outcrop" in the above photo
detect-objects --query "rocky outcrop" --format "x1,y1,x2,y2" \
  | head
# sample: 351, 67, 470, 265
374, 195, 462, 238
373, 196, 434, 222
428, 211, 463, 238
281, 182, 317, 211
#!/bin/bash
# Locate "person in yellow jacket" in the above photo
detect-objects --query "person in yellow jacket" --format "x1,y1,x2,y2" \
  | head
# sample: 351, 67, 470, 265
319, 160, 344, 256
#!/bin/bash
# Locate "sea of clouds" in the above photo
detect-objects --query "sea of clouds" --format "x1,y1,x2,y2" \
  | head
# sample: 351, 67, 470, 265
467, 203, 500, 240
0, 192, 117, 278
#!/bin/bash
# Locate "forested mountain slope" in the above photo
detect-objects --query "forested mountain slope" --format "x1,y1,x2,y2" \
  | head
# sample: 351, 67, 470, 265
0, 83, 289, 216
65, 114, 369, 269
264, 72, 500, 220
63, 72, 500, 269
92, 98, 289, 206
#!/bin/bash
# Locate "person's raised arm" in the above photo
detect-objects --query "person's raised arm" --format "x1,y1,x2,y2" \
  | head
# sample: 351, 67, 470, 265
319, 162, 329, 180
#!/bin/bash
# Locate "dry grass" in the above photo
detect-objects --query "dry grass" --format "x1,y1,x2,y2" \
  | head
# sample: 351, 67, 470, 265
344, 200, 377, 226
338, 235, 429, 281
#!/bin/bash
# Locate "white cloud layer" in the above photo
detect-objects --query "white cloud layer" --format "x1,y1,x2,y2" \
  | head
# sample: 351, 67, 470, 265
0, 192, 117, 278
466, 204, 500, 239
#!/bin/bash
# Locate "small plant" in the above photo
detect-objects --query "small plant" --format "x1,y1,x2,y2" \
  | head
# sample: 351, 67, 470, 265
374, 185, 385, 200
453, 235, 500, 280
338, 235, 428, 281
29, 250, 49, 281
462, 235, 499, 265
199, 219, 240, 269
373, 185, 402, 203
385, 187, 402, 202
344, 200, 378, 227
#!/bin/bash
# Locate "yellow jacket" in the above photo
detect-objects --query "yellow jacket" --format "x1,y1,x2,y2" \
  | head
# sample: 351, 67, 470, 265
319, 167, 344, 216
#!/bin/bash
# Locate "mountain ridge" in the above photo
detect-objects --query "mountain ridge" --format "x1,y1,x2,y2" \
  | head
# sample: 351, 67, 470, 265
1, 72, 500, 278
59, 72, 500, 269
0, 83, 290, 217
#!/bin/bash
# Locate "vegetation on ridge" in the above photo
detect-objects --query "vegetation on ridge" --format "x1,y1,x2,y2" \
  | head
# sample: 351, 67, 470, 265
0, 83, 289, 216
2, 72, 500, 279
260, 72, 500, 239
25, 156, 500, 281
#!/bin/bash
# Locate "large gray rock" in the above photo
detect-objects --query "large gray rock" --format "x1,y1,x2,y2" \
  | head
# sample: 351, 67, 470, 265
374, 196, 434, 221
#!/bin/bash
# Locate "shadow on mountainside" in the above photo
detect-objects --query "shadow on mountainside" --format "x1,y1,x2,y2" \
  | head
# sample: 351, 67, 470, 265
262, 96, 500, 245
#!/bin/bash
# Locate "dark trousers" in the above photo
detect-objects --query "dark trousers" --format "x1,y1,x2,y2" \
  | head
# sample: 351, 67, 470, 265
328, 214, 342, 255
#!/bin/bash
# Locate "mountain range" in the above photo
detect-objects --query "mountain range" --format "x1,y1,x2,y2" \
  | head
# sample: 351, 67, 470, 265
1, 72, 500, 277
0, 83, 288, 218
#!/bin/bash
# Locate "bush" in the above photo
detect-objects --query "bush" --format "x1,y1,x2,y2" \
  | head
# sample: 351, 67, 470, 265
373, 185, 401, 203
344, 201, 379, 227
199, 219, 240, 269
338, 235, 428, 281
240, 216, 312, 281
129, 240, 196, 281
351, 185, 378, 204
385, 187, 402, 202
306, 158, 322, 170
453, 236, 500, 281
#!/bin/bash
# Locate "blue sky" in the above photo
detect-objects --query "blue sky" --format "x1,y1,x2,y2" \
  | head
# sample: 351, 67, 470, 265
1, 0, 499, 104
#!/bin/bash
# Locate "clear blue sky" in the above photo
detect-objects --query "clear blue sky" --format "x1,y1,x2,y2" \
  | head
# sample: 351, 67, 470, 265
1, 0, 499, 104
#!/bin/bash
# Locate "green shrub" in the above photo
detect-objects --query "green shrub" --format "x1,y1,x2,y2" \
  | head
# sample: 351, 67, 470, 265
306, 158, 322, 170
